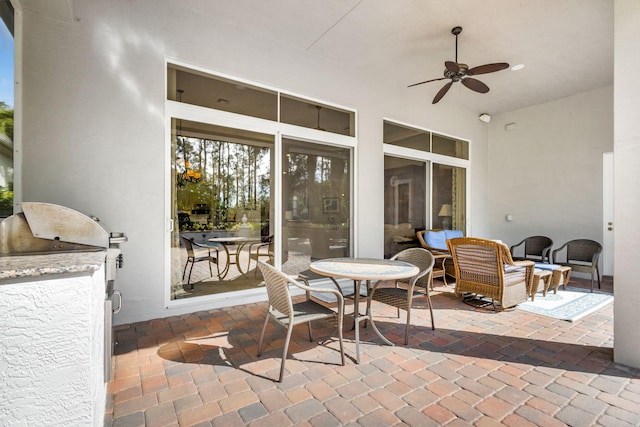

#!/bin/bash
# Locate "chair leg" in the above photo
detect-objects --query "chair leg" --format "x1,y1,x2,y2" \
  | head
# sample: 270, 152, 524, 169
279, 324, 294, 382
425, 289, 435, 331
208, 260, 213, 278
404, 307, 411, 345
182, 260, 189, 280
257, 312, 270, 357
336, 314, 345, 366
188, 263, 195, 290
307, 322, 314, 342
596, 266, 601, 289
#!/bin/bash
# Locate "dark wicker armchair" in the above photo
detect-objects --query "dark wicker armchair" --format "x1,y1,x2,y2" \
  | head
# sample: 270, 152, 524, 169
552, 239, 602, 292
509, 235, 553, 263
447, 237, 534, 310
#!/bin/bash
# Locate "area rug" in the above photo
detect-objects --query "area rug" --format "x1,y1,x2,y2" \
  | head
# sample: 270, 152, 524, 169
517, 288, 613, 322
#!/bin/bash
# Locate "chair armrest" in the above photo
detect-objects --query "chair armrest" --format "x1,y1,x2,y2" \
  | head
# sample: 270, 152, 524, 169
509, 238, 526, 255
295, 275, 345, 309
192, 240, 219, 256
551, 243, 569, 263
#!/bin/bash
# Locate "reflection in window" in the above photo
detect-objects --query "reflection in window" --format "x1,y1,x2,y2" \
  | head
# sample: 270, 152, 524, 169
282, 138, 351, 275
383, 156, 427, 258
432, 163, 466, 231
0, 7, 13, 218
383, 122, 430, 151
432, 134, 469, 160
171, 119, 273, 299
280, 95, 354, 136
168, 64, 278, 121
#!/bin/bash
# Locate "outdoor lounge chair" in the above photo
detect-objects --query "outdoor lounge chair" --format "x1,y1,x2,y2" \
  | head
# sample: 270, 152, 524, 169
447, 237, 534, 310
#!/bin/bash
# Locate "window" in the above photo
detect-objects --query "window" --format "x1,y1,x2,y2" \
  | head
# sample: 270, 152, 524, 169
383, 120, 469, 257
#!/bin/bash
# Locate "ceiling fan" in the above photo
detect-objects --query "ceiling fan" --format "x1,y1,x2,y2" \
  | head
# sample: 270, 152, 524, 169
408, 26, 509, 104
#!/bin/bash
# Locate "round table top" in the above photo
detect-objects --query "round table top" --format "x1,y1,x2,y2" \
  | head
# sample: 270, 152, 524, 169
309, 257, 419, 281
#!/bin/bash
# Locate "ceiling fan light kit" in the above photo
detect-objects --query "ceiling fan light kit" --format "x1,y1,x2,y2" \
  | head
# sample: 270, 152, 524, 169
409, 26, 510, 104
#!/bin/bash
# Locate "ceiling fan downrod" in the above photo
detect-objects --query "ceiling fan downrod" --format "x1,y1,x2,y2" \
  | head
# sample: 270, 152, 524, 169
452, 26, 462, 64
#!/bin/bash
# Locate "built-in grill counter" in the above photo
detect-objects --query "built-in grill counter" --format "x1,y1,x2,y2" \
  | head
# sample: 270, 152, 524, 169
0, 202, 126, 427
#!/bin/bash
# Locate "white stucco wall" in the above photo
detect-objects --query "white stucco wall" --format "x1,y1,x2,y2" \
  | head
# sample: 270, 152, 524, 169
0, 267, 106, 426
487, 86, 613, 259
613, 0, 640, 368
15, 1, 490, 324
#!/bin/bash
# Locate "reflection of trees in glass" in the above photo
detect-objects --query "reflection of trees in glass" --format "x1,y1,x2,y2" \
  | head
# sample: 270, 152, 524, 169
0, 102, 13, 217
176, 135, 270, 229
286, 151, 349, 223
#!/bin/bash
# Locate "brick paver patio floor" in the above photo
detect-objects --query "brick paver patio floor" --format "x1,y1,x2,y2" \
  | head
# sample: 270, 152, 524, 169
105, 277, 640, 426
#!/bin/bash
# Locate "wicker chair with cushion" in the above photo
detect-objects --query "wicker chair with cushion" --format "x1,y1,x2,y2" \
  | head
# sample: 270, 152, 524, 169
552, 239, 602, 292
367, 248, 435, 345
180, 236, 220, 289
447, 237, 534, 310
416, 229, 463, 284
256, 261, 345, 382
509, 235, 553, 263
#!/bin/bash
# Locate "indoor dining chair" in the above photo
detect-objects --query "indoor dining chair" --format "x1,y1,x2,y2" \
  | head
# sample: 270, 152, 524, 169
256, 261, 345, 382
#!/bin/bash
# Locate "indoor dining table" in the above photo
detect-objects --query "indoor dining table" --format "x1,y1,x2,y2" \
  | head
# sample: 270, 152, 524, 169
309, 257, 419, 363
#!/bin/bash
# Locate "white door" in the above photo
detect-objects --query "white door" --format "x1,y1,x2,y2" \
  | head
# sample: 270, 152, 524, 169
602, 152, 614, 276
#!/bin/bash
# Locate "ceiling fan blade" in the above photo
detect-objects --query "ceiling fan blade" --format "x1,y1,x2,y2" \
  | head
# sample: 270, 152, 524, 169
462, 77, 490, 93
407, 77, 448, 88
468, 62, 509, 75
432, 81, 453, 104
445, 61, 460, 73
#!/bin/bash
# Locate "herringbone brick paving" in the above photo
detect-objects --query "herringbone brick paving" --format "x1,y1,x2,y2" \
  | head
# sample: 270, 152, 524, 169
106, 277, 640, 426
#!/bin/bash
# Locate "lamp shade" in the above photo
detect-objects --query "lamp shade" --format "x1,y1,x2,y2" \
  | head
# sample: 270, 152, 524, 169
438, 204, 452, 217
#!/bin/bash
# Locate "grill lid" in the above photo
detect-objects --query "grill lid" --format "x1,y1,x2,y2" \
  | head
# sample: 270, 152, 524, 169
21, 202, 109, 248
0, 202, 126, 256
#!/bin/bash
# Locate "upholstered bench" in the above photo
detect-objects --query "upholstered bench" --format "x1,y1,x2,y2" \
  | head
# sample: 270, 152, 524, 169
534, 263, 572, 295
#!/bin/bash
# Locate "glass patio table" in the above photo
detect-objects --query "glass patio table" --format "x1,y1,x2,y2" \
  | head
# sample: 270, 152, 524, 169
309, 257, 419, 363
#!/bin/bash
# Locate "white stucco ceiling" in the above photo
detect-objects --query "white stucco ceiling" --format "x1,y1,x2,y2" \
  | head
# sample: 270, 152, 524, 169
177, 0, 613, 115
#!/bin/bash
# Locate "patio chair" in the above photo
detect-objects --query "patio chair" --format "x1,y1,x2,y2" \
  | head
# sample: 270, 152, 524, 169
367, 248, 435, 345
256, 261, 345, 382
551, 239, 602, 292
181, 236, 220, 289
509, 235, 553, 263
447, 237, 534, 310
248, 235, 274, 277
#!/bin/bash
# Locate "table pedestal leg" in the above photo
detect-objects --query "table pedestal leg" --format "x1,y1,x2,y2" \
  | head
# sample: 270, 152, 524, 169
351, 280, 394, 364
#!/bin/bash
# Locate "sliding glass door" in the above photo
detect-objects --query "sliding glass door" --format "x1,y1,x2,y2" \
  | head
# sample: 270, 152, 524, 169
170, 119, 274, 299
281, 138, 352, 276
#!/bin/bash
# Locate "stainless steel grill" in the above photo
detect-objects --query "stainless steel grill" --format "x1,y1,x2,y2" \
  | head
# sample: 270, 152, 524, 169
0, 202, 127, 381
